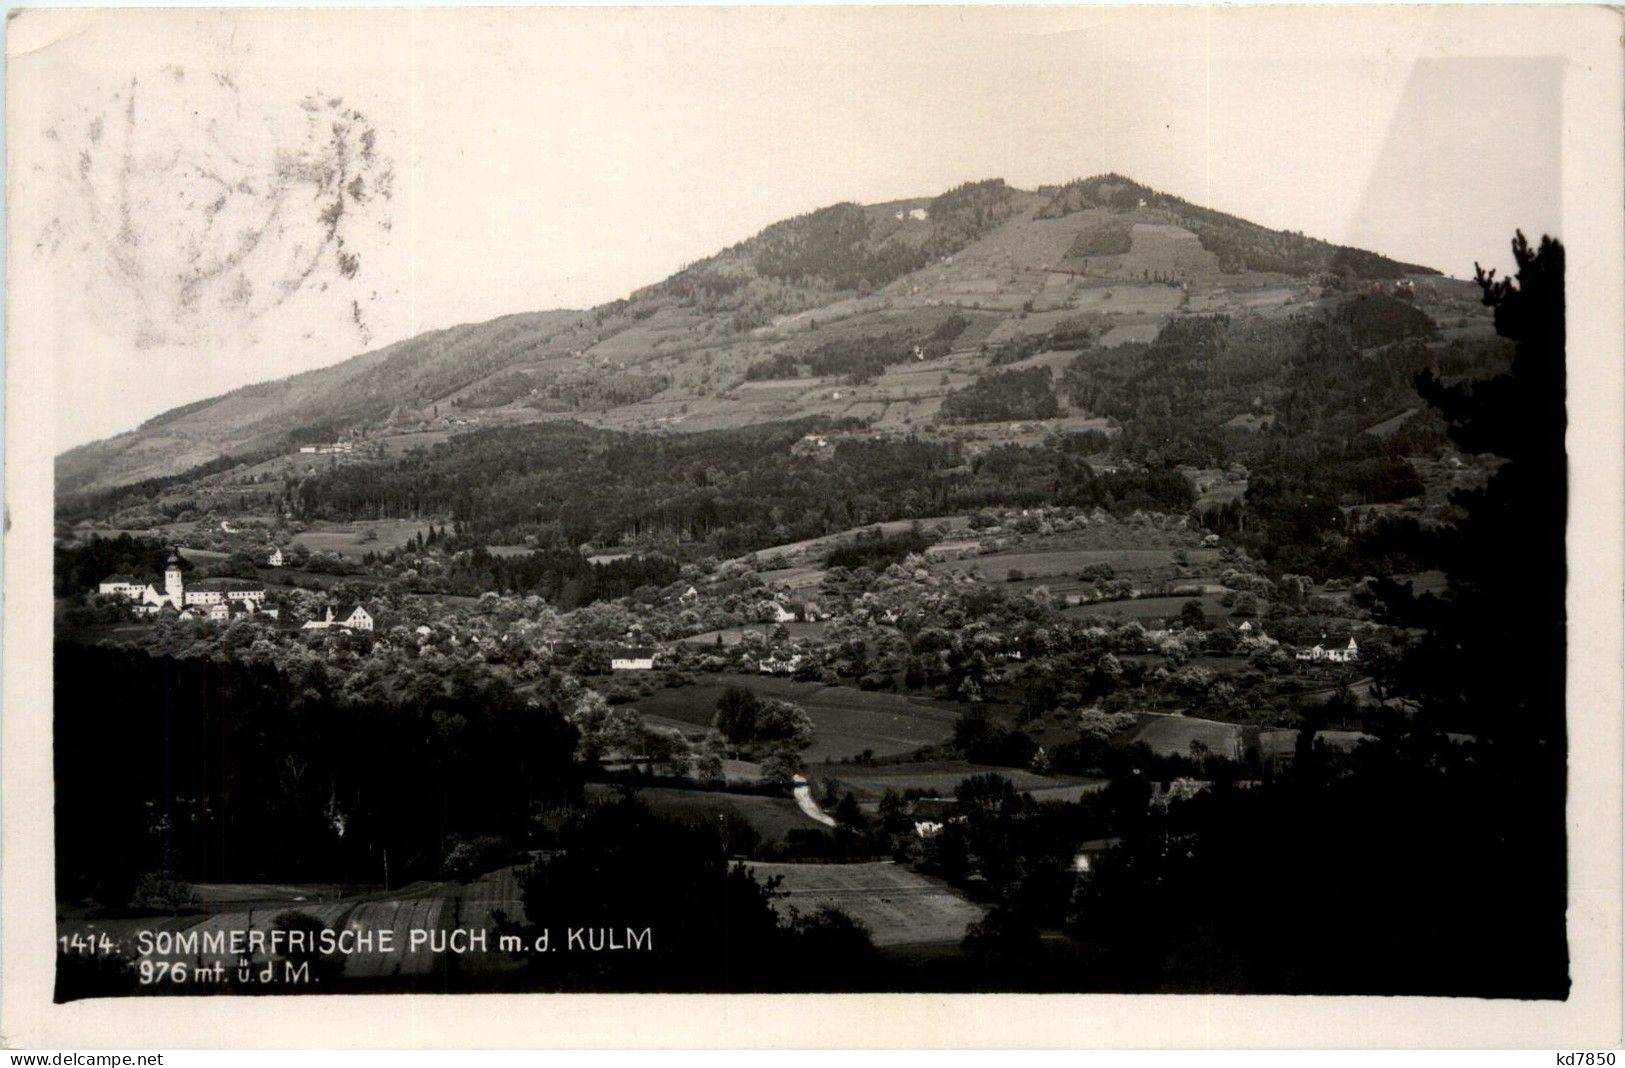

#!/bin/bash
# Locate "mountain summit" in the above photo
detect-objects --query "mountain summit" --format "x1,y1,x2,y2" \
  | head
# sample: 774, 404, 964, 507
58, 175, 1439, 499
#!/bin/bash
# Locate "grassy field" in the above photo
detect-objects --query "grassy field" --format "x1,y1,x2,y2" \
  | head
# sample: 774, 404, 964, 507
745, 861, 985, 947
292, 519, 451, 559
994, 348, 1085, 376
816, 759, 1102, 802
378, 429, 459, 455
633, 674, 960, 762
1096, 321, 1163, 347
586, 783, 823, 845
747, 514, 972, 569
189, 882, 370, 905
1062, 592, 1231, 623
1257, 729, 1374, 761
750, 565, 826, 591
1129, 713, 1246, 761
1392, 569, 1448, 595
955, 546, 1220, 582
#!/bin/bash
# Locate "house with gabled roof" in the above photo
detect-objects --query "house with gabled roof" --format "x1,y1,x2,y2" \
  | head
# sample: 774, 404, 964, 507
1295, 632, 1360, 663
610, 646, 658, 671
303, 603, 377, 633
184, 577, 267, 607
96, 574, 146, 598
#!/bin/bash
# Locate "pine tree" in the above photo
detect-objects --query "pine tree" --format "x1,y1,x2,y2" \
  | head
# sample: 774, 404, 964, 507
1399, 232, 1566, 747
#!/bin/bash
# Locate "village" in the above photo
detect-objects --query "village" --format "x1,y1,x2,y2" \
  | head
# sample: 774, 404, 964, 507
69, 502, 1380, 792
59, 501, 1397, 988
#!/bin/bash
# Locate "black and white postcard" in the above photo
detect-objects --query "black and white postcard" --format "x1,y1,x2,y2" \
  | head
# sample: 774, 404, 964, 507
3, 4, 1620, 1050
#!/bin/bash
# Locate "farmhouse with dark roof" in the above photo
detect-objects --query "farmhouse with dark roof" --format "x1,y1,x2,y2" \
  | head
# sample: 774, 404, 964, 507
610, 646, 658, 671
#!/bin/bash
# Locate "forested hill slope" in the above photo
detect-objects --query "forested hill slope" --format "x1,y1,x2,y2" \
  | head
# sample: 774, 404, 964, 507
58, 175, 1446, 501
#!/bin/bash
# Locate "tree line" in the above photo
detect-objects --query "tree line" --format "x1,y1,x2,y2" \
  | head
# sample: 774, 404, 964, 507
286, 419, 1195, 556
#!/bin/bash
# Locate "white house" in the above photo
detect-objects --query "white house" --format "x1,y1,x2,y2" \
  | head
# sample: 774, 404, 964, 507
267, 547, 285, 568
303, 604, 375, 632
1325, 636, 1360, 663
757, 654, 803, 676
97, 574, 147, 598
184, 578, 268, 608
610, 646, 658, 671
133, 585, 169, 616
766, 602, 797, 624
1295, 635, 1360, 663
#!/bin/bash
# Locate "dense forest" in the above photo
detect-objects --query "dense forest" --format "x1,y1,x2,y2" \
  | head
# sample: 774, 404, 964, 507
57, 448, 283, 525
908, 233, 1571, 997
938, 365, 1061, 423
54, 533, 176, 596
1061, 295, 1475, 467
747, 179, 1019, 292
1065, 219, 1134, 258
437, 546, 681, 606
984, 316, 1101, 367
287, 419, 1195, 554
745, 313, 968, 382
54, 641, 582, 901
1097, 234, 1566, 995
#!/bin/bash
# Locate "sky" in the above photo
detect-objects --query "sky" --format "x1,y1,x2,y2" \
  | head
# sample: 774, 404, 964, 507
8, 6, 1572, 453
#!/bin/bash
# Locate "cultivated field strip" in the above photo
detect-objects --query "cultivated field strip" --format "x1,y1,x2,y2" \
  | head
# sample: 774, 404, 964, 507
342, 896, 446, 978
747, 861, 985, 947
455, 867, 530, 976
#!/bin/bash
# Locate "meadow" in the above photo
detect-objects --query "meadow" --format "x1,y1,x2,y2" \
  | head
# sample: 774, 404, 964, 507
815, 759, 1102, 804
1128, 713, 1247, 761
291, 518, 450, 559
954, 546, 1219, 582
633, 674, 960, 762
1061, 592, 1232, 622
585, 783, 821, 845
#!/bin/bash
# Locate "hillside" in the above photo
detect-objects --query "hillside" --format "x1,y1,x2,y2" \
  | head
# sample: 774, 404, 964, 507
56, 175, 1464, 501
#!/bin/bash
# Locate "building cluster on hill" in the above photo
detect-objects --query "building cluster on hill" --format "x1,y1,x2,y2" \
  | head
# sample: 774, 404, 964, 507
98, 550, 275, 624
93, 548, 387, 633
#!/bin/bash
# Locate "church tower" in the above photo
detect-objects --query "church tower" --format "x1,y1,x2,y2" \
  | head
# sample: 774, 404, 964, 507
164, 549, 185, 607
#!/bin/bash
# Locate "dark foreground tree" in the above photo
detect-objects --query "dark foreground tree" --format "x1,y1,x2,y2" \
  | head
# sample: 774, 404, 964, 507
1072, 233, 1569, 998
507, 795, 877, 991
1401, 230, 1566, 746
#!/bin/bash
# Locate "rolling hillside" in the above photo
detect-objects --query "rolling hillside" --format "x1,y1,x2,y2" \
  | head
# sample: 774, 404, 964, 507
57, 175, 1463, 502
